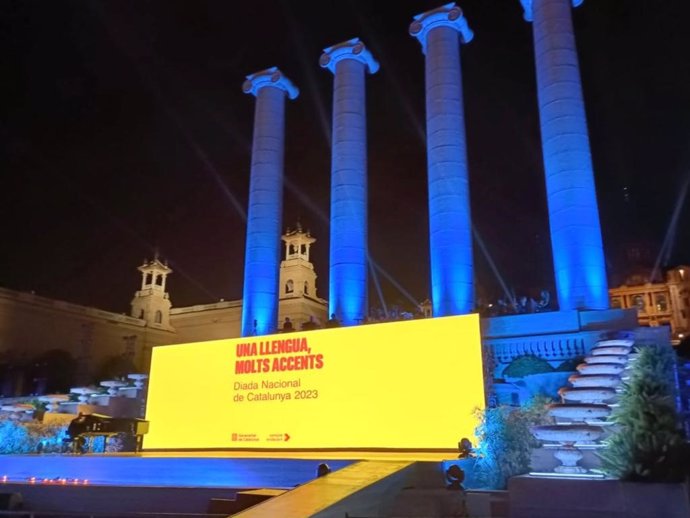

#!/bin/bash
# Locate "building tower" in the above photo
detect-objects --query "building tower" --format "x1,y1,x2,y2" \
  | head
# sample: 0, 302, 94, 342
130, 257, 173, 329
279, 223, 318, 300
240, 67, 299, 337
520, 0, 608, 310
410, 3, 475, 317
320, 39, 378, 326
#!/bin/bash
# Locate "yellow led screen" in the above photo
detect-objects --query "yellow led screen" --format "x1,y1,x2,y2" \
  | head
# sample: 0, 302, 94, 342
145, 314, 485, 450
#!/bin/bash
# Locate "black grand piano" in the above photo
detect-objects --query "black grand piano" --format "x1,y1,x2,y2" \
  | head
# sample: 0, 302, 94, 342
65, 413, 149, 453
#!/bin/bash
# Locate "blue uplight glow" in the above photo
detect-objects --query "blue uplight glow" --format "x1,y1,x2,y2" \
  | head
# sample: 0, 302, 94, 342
527, 0, 608, 310
321, 39, 378, 326
410, 4, 474, 317
0, 455, 353, 489
241, 68, 299, 336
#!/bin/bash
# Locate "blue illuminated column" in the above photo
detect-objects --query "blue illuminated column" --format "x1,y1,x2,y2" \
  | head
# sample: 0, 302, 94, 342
521, 0, 608, 310
410, 4, 474, 317
320, 39, 379, 325
240, 67, 299, 337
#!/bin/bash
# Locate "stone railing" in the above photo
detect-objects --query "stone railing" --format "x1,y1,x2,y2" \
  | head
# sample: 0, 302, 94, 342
0, 287, 144, 326
170, 300, 243, 314
489, 335, 589, 366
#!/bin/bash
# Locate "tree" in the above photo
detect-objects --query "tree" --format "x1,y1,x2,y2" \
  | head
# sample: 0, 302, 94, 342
28, 349, 77, 394
599, 345, 688, 482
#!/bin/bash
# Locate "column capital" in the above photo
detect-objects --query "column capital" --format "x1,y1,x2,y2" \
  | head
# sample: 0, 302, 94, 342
242, 67, 299, 100
409, 3, 473, 53
519, 0, 584, 22
319, 38, 379, 75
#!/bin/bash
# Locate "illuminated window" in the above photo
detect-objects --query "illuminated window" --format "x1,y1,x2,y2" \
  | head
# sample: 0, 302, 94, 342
155, 310, 162, 324
286, 280, 294, 294
632, 295, 646, 312
655, 294, 668, 312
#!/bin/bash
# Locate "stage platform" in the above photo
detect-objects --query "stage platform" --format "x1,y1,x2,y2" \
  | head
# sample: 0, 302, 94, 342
0, 450, 457, 516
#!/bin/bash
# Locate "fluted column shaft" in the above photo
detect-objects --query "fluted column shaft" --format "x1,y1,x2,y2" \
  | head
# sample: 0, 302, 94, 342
321, 39, 378, 326
528, 0, 609, 310
411, 4, 474, 317
241, 68, 298, 336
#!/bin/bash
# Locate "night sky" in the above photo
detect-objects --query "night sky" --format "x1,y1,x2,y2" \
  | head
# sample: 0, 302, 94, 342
2, 0, 689, 314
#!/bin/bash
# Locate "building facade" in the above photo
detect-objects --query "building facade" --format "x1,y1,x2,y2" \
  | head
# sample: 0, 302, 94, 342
0, 227, 327, 396
609, 266, 690, 343
170, 225, 327, 342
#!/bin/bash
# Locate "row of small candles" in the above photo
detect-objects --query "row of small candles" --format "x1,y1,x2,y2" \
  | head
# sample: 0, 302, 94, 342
2, 475, 90, 485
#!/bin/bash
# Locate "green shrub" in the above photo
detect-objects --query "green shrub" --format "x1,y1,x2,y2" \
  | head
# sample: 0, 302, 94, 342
599, 345, 688, 482
473, 396, 553, 489
30, 398, 48, 412
503, 355, 554, 378
555, 356, 584, 372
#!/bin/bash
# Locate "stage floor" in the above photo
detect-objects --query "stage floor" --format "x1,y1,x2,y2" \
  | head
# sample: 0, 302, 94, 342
0, 450, 451, 489
0, 454, 352, 489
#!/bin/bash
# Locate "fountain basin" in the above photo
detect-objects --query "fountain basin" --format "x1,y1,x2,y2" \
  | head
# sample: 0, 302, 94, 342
70, 386, 99, 403
1, 404, 34, 414
548, 403, 611, 421
596, 339, 634, 348
532, 424, 604, 444
101, 380, 127, 396
569, 374, 620, 388
584, 355, 628, 365
39, 394, 70, 413
590, 346, 631, 356
559, 386, 616, 403
128, 373, 148, 389
577, 363, 625, 375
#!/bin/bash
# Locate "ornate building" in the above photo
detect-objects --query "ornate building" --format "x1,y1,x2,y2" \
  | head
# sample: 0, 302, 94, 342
608, 266, 690, 343
0, 226, 327, 396
130, 257, 174, 331
171, 225, 327, 342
